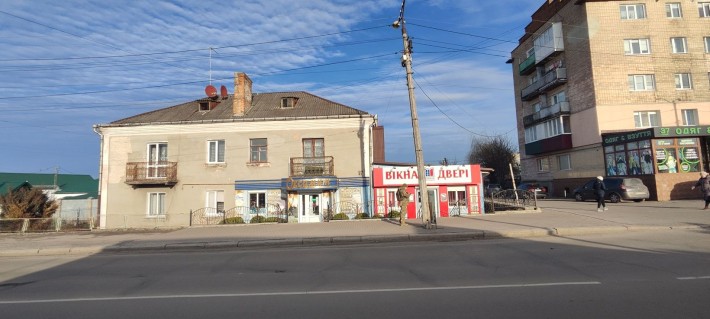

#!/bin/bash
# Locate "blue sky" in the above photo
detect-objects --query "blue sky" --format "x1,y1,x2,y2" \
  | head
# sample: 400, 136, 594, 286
0, 0, 543, 178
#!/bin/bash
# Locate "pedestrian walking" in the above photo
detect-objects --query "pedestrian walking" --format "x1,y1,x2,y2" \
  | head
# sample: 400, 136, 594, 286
396, 183, 410, 226
593, 176, 607, 212
691, 171, 710, 210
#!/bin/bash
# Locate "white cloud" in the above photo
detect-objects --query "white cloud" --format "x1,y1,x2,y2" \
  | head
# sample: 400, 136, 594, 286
0, 0, 540, 174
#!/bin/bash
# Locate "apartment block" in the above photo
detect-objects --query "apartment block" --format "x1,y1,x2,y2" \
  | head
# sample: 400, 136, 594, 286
510, 0, 710, 200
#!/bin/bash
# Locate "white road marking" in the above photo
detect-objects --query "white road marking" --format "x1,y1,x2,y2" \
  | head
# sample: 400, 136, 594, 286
677, 276, 710, 280
0, 281, 601, 304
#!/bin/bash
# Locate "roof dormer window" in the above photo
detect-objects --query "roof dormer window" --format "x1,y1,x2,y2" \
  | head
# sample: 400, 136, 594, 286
281, 97, 298, 108
199, 102, 210, 111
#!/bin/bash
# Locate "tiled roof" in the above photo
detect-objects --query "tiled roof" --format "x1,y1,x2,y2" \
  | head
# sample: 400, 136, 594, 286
0, 173, 98, 198
110, 91, 369, 125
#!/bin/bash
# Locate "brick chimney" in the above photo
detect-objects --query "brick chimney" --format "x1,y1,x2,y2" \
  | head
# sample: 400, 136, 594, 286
233, 72, 253, 116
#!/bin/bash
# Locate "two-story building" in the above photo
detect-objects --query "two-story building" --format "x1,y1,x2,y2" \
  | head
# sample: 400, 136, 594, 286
94, 72, 380, 229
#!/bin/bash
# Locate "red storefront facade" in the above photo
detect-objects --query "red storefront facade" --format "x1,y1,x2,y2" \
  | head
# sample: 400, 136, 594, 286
372, 164, 484, 219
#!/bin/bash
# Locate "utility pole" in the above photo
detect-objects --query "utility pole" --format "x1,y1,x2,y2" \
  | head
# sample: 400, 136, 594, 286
393, 0, 433, 229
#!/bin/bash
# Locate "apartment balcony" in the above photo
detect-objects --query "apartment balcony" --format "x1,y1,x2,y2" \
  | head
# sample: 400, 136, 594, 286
523, 101, 570, 127
525, 134, 572, 156
290, 156, 334, 177
125, 162, 178, 186
520, 67, 567, 101
518, 53, 536, 75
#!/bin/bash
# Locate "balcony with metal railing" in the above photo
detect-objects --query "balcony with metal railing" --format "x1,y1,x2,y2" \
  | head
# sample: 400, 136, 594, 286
523, 101, 570, 127
290, 156, 334, 177
125, 161, 178, 186
520, 67, 567, 101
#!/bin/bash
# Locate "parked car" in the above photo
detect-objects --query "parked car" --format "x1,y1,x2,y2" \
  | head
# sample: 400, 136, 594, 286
517, 183, 548, 199
485, 183, 502, 196
573, 177, 649, 203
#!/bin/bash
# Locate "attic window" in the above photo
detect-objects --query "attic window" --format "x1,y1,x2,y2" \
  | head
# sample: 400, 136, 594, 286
199, 102, 210, 111
281, 97, 298, 108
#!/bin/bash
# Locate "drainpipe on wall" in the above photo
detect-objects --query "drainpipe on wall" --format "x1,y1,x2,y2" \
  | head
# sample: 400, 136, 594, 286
92, 125, 105, 229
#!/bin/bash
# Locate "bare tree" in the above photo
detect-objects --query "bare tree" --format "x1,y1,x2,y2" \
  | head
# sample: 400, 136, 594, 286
467, 136, 519, 186
0, 184, 58, 219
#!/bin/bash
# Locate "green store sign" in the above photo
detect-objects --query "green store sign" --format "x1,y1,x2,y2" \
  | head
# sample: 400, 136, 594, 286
655, 126, 710, 137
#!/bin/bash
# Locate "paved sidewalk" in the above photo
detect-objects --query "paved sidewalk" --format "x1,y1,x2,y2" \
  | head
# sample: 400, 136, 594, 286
1, 199, 709, 257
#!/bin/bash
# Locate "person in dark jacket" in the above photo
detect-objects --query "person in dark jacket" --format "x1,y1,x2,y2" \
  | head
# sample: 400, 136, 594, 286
691, 171, 710, 210
593, 176, 607, 212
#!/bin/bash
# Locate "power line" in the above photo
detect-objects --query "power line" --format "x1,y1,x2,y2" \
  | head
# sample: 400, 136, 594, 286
411, 75, 506, 139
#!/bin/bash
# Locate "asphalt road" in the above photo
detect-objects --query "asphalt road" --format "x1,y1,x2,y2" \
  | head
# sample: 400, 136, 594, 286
1, 229, 709, 318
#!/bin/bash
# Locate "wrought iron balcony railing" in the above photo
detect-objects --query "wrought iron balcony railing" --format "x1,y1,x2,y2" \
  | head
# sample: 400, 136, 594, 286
290, 156, 334, 177
125, 161, 178, 186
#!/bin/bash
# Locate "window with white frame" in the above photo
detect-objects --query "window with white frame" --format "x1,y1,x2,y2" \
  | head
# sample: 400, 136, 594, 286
206, 190, 224, 215
628, 74, 655, 91
532, 102, 542, 112
704, 37, 710, 53
681, 109, 699, 126
620, 4, 646, 19
634, 111, 660, 128
148, 192, 165, 216
537, 157, 550, 172
558, 154, 571, 171
666, 3, 682, 18
207, 140, 225, 164
675, 73, 693, 89
700, 2, 710, 17
671, 37, 688, 53
250, 138, 267, 163
249, 192, 266, 214
624, 38, 651, 54
524, 116, 571, 143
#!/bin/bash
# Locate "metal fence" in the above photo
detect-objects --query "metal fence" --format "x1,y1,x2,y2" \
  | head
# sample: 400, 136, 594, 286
485, 189, 539, 213
0, 217, 95, 233
190, 204, 288, 226
0, 198, 98, 233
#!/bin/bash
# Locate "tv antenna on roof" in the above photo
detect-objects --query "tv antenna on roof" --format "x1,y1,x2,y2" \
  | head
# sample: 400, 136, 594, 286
209, 47, 218, 85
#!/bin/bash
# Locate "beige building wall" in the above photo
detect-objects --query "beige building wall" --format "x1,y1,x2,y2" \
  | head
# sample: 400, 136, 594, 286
97, 117, 375, 228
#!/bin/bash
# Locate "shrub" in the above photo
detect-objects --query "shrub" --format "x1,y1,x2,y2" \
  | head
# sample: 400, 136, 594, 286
222, 217, 245, 224
250, 215, 266, 224
265, 217, 285, 223
388, 211, 401, 218
371, 213, 383, 219
332, 212, 349, 220
354, 213, 369, 219
0, 184, 58, 219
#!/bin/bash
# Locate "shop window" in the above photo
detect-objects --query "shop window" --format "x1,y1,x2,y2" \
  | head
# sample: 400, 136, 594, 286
249, 192, 266, 214
605, 141, 655, 176
655, 139, 700, 173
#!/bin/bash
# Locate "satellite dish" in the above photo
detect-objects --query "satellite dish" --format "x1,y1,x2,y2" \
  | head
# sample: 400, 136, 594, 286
220, 85, 228, 99
205, 85, 218, 98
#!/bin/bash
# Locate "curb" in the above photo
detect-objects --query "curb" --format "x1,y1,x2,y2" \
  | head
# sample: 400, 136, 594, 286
1, 224, 706, 257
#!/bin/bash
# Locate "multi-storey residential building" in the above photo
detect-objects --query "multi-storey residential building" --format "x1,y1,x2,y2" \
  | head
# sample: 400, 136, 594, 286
94, 72, 380, 229
510, 0, 710, 200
